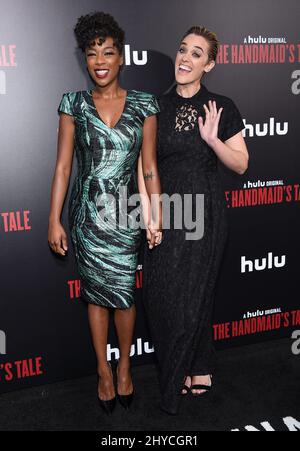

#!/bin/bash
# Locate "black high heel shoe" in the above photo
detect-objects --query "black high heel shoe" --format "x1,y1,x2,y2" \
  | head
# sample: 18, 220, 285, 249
181, 376, 191, 396
97, 363, 116, 415
115, 359, 134, 410
190, 374, 213, 397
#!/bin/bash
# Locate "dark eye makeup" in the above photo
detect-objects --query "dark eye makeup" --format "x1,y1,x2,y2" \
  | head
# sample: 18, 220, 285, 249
178, 47, 201, 58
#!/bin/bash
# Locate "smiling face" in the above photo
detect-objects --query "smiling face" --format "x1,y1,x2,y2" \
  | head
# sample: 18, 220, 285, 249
85, 36, 123, 88
175, 33, 216, 86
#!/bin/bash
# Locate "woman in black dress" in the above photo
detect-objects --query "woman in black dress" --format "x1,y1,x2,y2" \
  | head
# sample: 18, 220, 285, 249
143, 26, 249, 415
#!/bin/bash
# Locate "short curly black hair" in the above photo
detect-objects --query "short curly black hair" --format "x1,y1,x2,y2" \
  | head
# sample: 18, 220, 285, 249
74, 11, 125, 53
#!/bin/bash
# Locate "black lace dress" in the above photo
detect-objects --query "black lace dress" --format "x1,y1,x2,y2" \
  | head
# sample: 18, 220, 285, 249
142, 83, 245, 414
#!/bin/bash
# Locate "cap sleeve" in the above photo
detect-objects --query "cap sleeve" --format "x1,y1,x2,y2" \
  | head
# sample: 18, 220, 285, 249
219, 98, 244, 142
144, 95, 160, 118
57, 92, 73, 116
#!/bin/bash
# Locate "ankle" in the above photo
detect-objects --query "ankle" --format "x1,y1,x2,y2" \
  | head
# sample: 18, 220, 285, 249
117, 357, 131, 370
98, 362, 112, 376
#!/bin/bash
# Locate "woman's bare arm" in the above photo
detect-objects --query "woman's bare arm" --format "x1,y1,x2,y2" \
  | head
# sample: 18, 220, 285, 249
199, 100, 249, 175
48, 113, 75, 255
141, 115, 162, 235
209, 131, 249, 175
138, 153, 158, 248
137, 153, 151, 227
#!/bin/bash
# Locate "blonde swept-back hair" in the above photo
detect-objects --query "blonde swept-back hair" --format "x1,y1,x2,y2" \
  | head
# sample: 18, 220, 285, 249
181, 26, 219, 62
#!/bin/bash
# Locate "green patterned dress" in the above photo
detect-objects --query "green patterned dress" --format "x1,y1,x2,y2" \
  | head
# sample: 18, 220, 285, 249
57, 89, 159, 309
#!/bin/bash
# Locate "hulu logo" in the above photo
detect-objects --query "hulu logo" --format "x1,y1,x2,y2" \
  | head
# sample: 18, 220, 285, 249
124, 45, 148, 66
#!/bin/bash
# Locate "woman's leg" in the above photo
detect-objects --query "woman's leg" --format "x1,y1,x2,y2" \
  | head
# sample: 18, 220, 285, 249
114, 305, 136, 395
87, 304, 115, 401
190, 318, 215, 395
182, 320, 214, 395
189, 289, 217, 395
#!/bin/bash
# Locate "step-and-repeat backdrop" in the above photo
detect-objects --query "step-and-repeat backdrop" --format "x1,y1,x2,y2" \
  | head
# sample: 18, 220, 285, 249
0, 0, 299, 392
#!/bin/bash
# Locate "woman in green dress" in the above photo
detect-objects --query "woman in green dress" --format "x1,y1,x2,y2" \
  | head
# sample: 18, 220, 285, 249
48, 12, 162, 415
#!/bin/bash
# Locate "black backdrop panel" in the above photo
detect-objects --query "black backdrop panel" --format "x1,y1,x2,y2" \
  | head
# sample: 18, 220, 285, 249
0, 0, 299, 393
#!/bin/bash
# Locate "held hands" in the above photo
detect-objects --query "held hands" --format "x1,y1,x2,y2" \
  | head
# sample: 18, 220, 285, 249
147, 220, 163, 250
49, 219, 162, 254
198, 100, 223, 146
48, 221, 68, 256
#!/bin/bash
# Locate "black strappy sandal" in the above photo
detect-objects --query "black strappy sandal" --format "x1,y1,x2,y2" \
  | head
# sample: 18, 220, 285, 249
181, 376, 191, 396
191, 375, 213, 397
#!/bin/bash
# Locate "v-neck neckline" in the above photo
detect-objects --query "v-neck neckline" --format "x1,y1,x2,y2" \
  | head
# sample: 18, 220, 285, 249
88, 89, 130, 130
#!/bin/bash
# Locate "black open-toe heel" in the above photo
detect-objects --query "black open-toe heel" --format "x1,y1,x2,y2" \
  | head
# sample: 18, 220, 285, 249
181, 376, 191, 396
181, 384, 191, 396
191, 375, 213, 397
97, 363, 116, 415
116, 359, 134, 410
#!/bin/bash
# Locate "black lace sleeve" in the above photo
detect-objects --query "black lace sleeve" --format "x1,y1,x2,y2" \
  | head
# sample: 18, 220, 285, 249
219, 98, 244, 142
